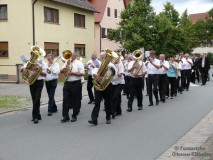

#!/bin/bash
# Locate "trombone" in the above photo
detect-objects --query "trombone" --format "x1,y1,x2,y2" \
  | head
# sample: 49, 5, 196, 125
47, 50, 72, 74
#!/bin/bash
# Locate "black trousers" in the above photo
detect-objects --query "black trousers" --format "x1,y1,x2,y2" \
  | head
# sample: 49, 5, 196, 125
148, 74, 159, 103
30, 79, 44, 119
45, 79, 57, 113
124, 76, 131, 99
145, 77, 149, 95
62, 80, 82, 119
200, 68, 208, 85
181, 69, 191, 90
111, 84, 124, 115
128, 77, 143, 109
168, 77, 176, 97
191, 70, 195, 83
91, 84, 113, 121
87, 75, 95, 101
195, 68, 200, 83
158, 74, 168, 101
176, 76, 181, 94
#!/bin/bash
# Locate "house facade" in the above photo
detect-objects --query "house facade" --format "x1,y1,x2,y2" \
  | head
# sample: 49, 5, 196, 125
0, 0, 95, 82
89, 0, 128, 55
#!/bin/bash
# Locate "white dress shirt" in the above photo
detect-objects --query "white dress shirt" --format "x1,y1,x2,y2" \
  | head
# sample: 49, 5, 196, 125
146, 58, 160, 74
45, 63, 60, 81
182, 58, 193, 70
87, 59, 101, 75
123, 60, 131, 76
158, 60, 169, 74
128, 60, 147, 77
62, 59, 85, 82
177, 62, 182, 77
112, 61, 125, 85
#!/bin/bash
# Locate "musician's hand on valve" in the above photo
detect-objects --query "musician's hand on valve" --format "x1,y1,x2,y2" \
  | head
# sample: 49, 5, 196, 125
117, 73, 122, 77
94, 74, 101, 81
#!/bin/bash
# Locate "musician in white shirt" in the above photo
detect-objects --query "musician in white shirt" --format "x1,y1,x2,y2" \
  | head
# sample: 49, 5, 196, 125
127, 57, 147, 111
180, 53, 193, 91
111, 60, 125, 118
123, 54, 132, 99
158, 54, 169, 103
20, 54, 47, 124
45, 54, 60, 116
87, 53, 101, 104
88, 52, 117, 125
60, 52, 85, 123
145, 50, 160, 106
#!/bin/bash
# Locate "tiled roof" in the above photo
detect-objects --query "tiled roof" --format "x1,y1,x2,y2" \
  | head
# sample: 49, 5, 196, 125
51, 0, 96, 12
89, 0, 108, 23
89, 0, 132, 23
189, 13, 209, 24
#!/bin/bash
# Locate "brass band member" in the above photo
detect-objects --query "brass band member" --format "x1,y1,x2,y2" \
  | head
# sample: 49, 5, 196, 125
87, 53, 101, 104
123, 54, 132, 99
111, 59, 125, 118
20, 53, 47, 124
60, 52, 85, 123
88, 52, 116, 125
158, 54, 169, 103
127, 52, 147, 112
45, 54, 60, 116
146, 50, 160, 106
167, 56, 178, 99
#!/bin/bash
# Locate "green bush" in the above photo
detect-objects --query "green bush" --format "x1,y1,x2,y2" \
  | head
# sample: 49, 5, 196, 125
207, 52, 213, 65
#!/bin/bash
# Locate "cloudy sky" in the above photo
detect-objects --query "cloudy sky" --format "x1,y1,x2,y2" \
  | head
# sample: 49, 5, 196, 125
151, 0, 213, 15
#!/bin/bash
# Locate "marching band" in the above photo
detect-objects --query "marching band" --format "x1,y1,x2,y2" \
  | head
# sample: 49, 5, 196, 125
20, 46, 211, 125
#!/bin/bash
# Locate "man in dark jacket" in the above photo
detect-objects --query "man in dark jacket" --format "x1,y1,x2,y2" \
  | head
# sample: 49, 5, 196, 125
198, 54, 210, 85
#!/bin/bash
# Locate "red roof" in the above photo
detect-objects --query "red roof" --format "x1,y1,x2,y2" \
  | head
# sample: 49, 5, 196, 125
189, 13, 209, 24
89, 0, 132, 23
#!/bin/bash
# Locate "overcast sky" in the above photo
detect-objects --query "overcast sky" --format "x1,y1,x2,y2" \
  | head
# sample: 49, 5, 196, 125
151, 0, 213, 15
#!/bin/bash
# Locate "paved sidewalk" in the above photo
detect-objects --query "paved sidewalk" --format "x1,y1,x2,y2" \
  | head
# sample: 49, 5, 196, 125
157, 108, 213, 160
0, 81, 89, 114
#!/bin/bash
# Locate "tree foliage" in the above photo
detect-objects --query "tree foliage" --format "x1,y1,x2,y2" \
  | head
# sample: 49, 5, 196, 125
108, 1, 212, 56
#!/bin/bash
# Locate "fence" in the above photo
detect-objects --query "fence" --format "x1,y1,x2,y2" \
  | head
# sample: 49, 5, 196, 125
0, 64, 23, 84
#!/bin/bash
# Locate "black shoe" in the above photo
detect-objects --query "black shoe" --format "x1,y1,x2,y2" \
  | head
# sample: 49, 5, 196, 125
138, 106, 143, 110
52, 110, 58, 113
126, 108, 132, 112
61, 118, 70, 123
88, 100, 94, 104
33, 118, 38, 124
148, 103, 153, 106
180, 92, 183, 94
106, 119, 111, 124
186, 89, 189, 91
115, 113, 122, 116
156, 101, 159, 105
112, 114, 116, 119
71, 117, 77, 122
162, 99, 165, 103
88, 120, 98, 125
170, 97, 174, 99
48, 112, 52, 116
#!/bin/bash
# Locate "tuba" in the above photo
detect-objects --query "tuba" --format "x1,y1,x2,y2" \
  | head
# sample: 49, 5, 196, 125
22, 46, 46, 85
130, 49, 144, 76
61, 50, 72, 79
93, 49, 118, 91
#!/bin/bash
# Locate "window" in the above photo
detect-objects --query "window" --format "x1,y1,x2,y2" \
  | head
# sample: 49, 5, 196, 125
114, 9, 118, 18
0, 42, 8, 57
74, 13, 85, 28
0, 5, 7, 20
44, 7, 59, 23
75, 44, 85, 57
44, 42, 59, 57
107, 7, 110, 17
102, 28, 106, 38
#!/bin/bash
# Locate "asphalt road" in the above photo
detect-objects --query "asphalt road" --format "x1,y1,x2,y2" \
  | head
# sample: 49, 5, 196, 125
0, 81, 213, 160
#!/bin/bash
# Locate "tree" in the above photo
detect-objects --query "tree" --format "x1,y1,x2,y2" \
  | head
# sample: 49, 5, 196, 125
108, 0, 156, 52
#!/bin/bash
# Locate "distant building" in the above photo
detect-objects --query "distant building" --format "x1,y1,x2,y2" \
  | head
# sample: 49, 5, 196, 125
0, 0, 95, 82
189, 12, 209, 24
89, 0, 131, 55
